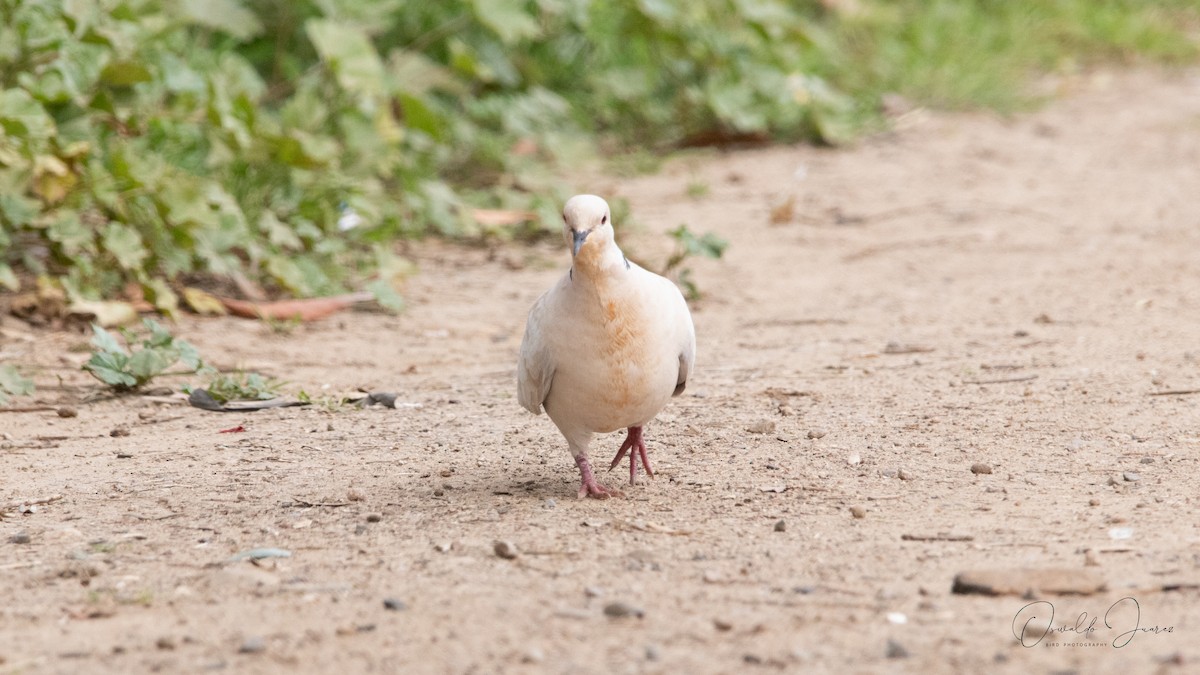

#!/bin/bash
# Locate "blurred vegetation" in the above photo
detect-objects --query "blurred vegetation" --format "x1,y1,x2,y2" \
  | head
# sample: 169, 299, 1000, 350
200, 370, 280, 402
83, 318, 203, 390
0, 0, 1197, 309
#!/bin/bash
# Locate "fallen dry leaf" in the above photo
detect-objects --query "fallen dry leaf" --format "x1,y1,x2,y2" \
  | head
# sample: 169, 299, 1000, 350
470, 209, 538, 227
183, 287, 227, 315
218, 292, 372, 321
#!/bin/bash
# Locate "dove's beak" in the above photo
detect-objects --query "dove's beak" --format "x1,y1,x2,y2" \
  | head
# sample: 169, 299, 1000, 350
571, 229, 589, 257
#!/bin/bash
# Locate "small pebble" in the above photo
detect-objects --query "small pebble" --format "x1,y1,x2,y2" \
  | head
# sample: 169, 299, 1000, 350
238, 637, 266, 654
365, 513, 382, 523
970, 463, 993, 475
774, 520, 787, 532
493, 540, 519, 560
347, 488, 364, 501
522, 647, 544, 663
713, 618, 733, 632
57, 407, 78, 418
434, 542, 451, 553
115, 452, 133, 459
110, 427, 130, 437
1088, 498, 1100, 507
584, 586, 604, 598
9, 531, 31, 545
898, 469, 915, 481
886, 639, 909, 659
1139, 457, 1154, 464
743, 654, 763, 664
543, 498, 557, 509
383, 598, 407, 611
806, 429, 827, 440
850, 506, 867, 519
1123, 472, 1140, 482
603, 602, 644, 619
155, 637, 175, 651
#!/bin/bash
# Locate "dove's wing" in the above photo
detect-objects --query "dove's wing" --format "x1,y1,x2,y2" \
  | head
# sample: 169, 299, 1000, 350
670, 282, 696, 397
674, 321, 695, 396
517, 291, 555, 414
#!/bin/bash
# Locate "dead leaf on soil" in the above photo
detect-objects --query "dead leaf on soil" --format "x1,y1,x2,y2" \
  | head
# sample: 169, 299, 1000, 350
188, 389, 309, 413
470, 208, 537, 227
218, 292, 372, 321
182, 287, 227, 315
769, 196, 796, 225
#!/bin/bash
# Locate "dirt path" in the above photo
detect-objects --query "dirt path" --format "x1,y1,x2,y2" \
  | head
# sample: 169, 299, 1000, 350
3, 68, 1200, 675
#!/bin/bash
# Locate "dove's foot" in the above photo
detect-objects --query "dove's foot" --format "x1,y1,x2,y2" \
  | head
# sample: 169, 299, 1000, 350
609, 426, 654, 486
575, 455, 618, 499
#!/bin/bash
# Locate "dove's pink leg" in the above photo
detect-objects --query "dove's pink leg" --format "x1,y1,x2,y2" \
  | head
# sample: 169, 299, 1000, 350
609, 426, 654, 486
575, 455, 617, 499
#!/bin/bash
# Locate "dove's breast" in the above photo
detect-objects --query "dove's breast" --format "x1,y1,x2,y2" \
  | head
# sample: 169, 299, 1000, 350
543, 270, 683, 434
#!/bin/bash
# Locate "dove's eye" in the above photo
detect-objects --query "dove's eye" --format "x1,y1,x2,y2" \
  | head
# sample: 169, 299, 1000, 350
601, 214, 608, 225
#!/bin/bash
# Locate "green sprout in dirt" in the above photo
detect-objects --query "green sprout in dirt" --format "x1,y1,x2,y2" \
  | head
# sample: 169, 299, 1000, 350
83, 319, 204, 391
662, 225, 729, 301
0, 365, 35, 405
202, 372, 281, 403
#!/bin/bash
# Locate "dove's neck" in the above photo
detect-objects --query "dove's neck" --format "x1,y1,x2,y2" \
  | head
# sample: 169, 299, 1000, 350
572, 241, 628, 281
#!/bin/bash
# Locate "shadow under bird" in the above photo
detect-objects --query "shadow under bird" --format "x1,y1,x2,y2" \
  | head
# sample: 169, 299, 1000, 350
517, 194, 696, 498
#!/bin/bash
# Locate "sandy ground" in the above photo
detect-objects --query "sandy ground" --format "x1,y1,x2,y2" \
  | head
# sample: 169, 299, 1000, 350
3, 68, 1200, 675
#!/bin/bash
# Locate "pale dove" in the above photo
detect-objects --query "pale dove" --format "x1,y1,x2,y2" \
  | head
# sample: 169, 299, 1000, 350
518, 194, 696, 498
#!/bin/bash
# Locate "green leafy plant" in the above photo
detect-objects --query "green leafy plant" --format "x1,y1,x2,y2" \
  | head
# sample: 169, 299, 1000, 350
202, 371, 281, 403
0, 364, 35, 404
0, 0, 1196, 310
83, 320, 204, 391
662, 225, 728, 301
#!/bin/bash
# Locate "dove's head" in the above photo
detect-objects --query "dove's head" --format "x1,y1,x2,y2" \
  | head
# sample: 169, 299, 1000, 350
562, 194, 613, 260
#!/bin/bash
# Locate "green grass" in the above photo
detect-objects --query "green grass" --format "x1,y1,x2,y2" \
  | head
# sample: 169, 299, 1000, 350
0, 0, 1197, 305
827, 0, 1200, 113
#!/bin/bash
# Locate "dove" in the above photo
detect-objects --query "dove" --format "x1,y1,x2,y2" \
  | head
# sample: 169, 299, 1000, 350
518, 194, 696, 498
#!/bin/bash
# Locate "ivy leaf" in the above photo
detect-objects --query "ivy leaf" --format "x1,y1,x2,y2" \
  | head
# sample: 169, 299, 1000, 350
141, 318, 176, 348
126, 347, 175, 382
177, 0, 263, 41
365, 278, 405, 313
84, 350, 136, 389
0, 263, 17, 291
0, 194, 38, 227
472, 0, 542, 43
46, 211, 95, 255
0, 364, 35, 404
100, 60, 154, 87
102, 222, 148, 271
0, 89, 56, 141
175, 340, 203, 371
306, 20, 386, 96
90, 324, 128, 356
